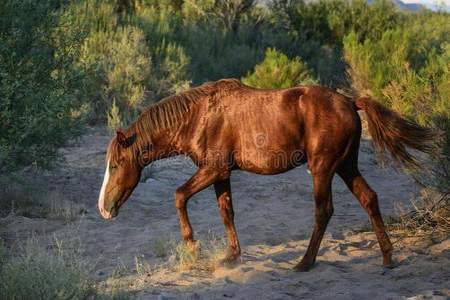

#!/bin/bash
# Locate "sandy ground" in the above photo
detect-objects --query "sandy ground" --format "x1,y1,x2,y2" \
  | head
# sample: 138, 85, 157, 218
2, 127, 449, 299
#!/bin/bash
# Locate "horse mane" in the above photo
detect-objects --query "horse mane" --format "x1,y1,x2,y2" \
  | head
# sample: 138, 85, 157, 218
108, 78, 243, 165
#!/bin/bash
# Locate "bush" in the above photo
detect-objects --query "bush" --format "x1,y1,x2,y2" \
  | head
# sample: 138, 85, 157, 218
268, 0, 404, 86
0, 179, 85, 222
77, 23, 151, 125
343, 13, 450, 190
242, 48, 316, 88
0, 238, 92, 300
61, 1, 191, 129
389, 189, 450, 238
180, 20, 264, 83
0, 0, 86, 170
0, 231, 132, 299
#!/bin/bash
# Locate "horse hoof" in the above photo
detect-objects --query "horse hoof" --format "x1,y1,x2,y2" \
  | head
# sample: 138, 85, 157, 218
383, 259, 398, 270
218, 253, 241, 268
186, 240, 200, 253
293, 262, 314, 272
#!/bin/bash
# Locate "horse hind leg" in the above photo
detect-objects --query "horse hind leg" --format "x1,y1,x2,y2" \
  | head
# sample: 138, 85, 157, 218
295, 172, 334, 272
338, 166, 394, 268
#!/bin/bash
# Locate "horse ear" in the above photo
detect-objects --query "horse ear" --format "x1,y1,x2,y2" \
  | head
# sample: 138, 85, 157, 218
116, 130, 135, 148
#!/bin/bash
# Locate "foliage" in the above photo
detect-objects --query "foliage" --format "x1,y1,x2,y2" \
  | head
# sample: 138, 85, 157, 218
0, 0, 449, 180
242, 48, 316, 88
78, 24, 151, 124
269, 0, 404, 86
59, 1, 191, 130
343, 12, 450, 190
179, 13, 265, 83
0, 0, 86, 170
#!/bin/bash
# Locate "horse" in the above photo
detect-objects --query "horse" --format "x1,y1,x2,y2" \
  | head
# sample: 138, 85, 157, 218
97, 78, 434, 271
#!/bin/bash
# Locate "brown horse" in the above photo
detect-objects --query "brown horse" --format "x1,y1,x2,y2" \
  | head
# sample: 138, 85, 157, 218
97, 79, 434, 271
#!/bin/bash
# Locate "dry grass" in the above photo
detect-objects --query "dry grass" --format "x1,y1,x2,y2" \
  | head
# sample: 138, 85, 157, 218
134, 255, 152, 276
0, 226, 133, 300
0, 234, 93, 299
388, 189, 450, 238
167, 231, 227, 272
0, 180, 85, 222
132, 231, 227, 274
94, 234, 227, 295
152, 236, 172, 258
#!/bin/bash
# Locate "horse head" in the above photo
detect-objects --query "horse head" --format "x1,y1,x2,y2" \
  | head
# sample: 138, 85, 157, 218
98, 130, 142, 219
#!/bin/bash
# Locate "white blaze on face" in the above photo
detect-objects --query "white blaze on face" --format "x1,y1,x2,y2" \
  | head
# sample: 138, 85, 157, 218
98, 159, 111, 218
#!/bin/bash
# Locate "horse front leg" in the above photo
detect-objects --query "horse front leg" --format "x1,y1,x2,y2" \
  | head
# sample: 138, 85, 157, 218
175, 167, 224, 250
214, 178, 241, 264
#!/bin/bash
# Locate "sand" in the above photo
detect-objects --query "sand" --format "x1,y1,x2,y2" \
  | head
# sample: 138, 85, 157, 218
2, 127, 449, 299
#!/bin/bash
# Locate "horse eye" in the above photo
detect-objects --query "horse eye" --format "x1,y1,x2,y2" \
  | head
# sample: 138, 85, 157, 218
109, 165, 118, 170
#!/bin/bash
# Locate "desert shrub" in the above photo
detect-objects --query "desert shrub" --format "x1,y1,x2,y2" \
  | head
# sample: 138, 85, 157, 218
343, 12, 450, 189
166, 232, 227, 272
182, 0, 256, 32
151, 41, 191, 97
0, 179, 85, 222
268, 0, 404, 86
0, 233, 132, 300
242, 48, 316, 88
77, 23, 151, 126
0, 240, 6, 267
0, 0, 86, 170
389, 189, 450, 237
179, 21, 264, 83
61, 1, 191, 129
0, 238, 92, 300
107, 101, 125, 133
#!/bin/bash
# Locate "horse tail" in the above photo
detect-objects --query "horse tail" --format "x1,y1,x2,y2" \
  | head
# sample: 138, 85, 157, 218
354, 96, 435, 169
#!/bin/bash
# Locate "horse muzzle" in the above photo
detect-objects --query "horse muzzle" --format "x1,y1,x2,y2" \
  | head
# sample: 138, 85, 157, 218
98, 189, 131, 220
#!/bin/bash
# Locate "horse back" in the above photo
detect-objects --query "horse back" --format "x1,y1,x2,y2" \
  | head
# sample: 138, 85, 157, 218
181, 84, 360, 174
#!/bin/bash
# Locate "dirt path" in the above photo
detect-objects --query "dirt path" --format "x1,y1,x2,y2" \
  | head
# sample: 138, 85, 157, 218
3, 127, 450, 299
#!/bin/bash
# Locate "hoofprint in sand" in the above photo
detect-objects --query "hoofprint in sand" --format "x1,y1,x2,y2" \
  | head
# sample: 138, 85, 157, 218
2, 127, 449, 299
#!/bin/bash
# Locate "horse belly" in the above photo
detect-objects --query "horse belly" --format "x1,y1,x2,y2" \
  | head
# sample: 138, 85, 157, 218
233, 137, 306, 174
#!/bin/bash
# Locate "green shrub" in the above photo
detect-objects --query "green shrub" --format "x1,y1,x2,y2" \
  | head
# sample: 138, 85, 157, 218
77, 24, 151, 124
0, 0, 86, 170
0, 240, 6, 267
343, 13, 450, 190
242, 48, 316, 88
151, 41, 191, 97
61, 1, 191, 126
107, 101, 124, 133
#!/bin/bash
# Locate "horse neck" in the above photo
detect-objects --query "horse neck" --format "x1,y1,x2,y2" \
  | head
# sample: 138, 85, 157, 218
132, 95, 202, 166
136, 125, 184, 166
